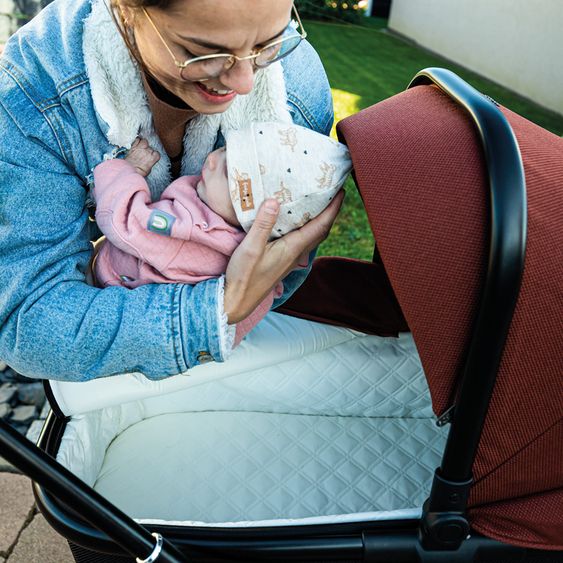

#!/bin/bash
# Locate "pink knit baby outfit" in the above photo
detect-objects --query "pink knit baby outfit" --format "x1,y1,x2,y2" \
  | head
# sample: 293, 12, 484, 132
93, 159, 281, 346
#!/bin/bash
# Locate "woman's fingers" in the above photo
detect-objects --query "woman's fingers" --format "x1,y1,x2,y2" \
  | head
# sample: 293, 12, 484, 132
224, 191, 344, 324
285, 190, 345, 255
224, 199, 280, 323
243, 198, 280, 253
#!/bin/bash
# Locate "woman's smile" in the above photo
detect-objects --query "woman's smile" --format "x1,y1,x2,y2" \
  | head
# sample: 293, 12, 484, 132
194, 81, 237, 105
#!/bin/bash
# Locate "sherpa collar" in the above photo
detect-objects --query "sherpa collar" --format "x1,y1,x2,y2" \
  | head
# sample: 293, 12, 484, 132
82, 0, 292, 199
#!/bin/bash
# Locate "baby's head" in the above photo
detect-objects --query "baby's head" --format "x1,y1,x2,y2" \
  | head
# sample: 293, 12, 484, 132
197, 122, 352, 237
195, 147, 240, 227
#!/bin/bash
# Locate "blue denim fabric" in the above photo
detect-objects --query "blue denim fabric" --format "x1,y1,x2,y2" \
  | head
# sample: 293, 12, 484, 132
0, 0, 334, 381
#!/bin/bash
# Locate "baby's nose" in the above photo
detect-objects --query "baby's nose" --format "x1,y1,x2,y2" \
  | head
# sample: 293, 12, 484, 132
206, 153, 217, 171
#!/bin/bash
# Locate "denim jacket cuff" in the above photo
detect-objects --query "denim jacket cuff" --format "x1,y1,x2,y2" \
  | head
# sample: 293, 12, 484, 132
179, 277, 231, 366
217, 276, 236, 360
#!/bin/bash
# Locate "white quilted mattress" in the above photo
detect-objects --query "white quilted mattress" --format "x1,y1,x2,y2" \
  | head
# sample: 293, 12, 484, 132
55, 313, 447, 528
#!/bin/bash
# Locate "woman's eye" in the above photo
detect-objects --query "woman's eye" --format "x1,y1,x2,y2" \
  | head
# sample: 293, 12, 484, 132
179, 44, 220, 59
261, 44, 278, 56
178, 45, 198, 58
177, 44, 210, 58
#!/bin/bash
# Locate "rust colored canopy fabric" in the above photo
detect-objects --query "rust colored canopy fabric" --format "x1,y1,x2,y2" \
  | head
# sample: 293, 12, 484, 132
333, 85, 563, 549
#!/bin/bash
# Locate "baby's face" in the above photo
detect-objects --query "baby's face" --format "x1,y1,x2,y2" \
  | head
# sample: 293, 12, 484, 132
197, 147, 240, 227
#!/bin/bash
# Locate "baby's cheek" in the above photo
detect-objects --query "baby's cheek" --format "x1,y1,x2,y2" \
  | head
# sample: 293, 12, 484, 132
220, 187, 239, 227
225, 204, 240, 228
197, 183, 207, 205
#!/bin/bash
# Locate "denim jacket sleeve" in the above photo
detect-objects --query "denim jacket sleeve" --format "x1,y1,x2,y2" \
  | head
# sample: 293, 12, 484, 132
275, 39, 334, 307
0, 86, 226, 381
283, 39, 334, 138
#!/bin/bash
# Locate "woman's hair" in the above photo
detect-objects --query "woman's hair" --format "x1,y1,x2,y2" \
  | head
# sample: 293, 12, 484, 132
109, 0, 173, 78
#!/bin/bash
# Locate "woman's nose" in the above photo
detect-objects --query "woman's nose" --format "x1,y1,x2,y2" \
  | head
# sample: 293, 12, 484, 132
219, 59, 255, 95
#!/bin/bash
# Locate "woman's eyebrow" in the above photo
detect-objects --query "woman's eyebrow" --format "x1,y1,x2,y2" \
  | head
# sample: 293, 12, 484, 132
175, 21, 289, 50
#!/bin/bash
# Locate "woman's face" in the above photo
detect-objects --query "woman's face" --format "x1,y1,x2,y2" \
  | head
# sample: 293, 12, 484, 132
129, 0, 293, 113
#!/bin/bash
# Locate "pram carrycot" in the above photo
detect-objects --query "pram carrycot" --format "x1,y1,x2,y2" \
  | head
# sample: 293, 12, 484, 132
1, 68, 562, 562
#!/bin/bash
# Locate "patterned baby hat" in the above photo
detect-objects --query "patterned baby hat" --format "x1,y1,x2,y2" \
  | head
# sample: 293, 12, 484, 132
224, 122, 352, 238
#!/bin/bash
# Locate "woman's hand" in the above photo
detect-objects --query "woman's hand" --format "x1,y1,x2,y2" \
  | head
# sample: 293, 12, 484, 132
224, 191, 345, 324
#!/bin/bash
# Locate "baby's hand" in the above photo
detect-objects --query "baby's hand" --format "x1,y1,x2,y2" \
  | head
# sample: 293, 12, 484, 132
125, 137, 160, 176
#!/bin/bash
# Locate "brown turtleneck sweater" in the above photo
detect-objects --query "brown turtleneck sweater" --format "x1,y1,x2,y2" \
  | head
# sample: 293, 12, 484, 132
141, 73, 197, 178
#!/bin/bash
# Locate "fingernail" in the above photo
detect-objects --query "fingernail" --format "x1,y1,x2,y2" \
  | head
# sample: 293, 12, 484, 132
264, 199, 278, 214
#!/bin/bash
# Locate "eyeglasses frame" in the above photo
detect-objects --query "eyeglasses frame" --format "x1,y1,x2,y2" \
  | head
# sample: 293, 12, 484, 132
141, 3, 307, 80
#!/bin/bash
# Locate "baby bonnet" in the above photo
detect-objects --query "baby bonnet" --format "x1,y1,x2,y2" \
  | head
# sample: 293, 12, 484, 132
224, 122, 352, 238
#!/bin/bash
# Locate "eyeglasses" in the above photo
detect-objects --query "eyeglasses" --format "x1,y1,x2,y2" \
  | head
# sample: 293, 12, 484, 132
142, 4, 307, 82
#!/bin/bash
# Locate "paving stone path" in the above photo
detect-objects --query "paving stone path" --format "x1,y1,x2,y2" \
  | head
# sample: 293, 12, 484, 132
0, 456, 74, 562
1, 364, 74, 562
0, 472, 74, 562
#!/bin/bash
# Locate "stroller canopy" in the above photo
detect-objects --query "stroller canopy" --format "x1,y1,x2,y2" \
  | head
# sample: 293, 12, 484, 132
337, 84, 563, 549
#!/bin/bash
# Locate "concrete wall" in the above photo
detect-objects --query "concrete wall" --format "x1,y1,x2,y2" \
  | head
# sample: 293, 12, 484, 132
0, 0, 17, 43
388, 0, 563, 116
0, 0, 47, 43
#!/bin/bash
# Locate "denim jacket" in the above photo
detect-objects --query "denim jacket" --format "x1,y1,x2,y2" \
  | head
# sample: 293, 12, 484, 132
0, 0, 333, 381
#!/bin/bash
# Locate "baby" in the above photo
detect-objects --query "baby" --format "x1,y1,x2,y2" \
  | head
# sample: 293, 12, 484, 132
91, 122, 352, 344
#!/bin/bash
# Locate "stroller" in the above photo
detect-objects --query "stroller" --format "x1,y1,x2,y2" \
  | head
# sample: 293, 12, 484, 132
0, 68, 561, 563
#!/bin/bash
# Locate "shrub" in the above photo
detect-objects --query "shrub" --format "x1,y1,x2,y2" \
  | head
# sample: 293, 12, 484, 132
295, 0, 367, 24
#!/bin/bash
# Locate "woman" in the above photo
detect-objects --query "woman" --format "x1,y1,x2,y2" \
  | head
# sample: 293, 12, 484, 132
0, 0, 343, 381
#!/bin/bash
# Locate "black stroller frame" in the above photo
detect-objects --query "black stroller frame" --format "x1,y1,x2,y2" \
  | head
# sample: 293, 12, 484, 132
0, 69, 560, 562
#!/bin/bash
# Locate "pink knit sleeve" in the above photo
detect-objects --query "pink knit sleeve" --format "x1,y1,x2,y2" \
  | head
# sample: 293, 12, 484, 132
93, 160, 201, 275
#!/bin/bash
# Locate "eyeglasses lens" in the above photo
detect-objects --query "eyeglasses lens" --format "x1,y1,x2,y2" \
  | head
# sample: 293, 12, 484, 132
255, 34, 302, 67
180, 57, 231, 81
180, 34, 303, 81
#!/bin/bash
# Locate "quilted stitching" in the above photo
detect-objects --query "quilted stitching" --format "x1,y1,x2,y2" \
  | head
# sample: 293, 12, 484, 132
94, 412, 447, 523
58, 323, 446, 526
142, 332, 433, 419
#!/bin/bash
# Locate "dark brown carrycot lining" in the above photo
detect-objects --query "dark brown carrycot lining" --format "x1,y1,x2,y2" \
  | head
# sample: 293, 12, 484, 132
277, 255, 409, 337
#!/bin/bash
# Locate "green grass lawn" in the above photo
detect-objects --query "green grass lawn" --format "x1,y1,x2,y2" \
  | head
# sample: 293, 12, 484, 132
311, 19, 563, 259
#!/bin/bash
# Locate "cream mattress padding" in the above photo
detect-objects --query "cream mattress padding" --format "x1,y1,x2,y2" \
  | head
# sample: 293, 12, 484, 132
94, 411, 446, 525
49, 313, 361, 417
55, 313, 447, 528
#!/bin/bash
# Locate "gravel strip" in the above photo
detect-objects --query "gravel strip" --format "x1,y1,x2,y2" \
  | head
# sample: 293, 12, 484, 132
0, 364, 50, 447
